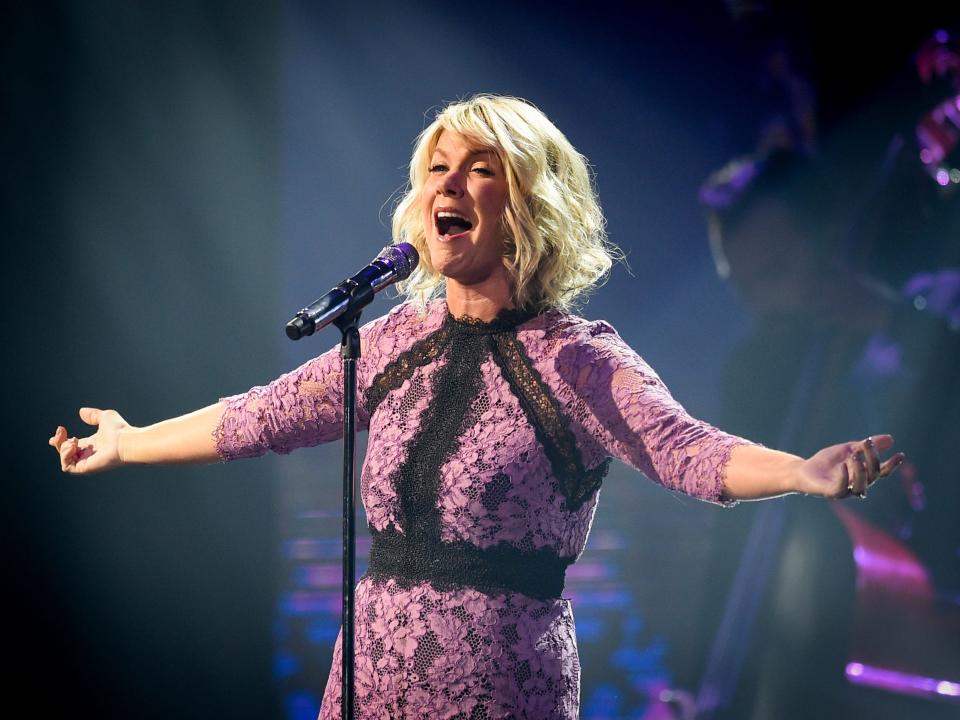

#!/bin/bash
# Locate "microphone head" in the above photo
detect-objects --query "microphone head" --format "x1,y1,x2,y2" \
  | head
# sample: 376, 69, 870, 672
285, 315, 311, 340
379, 242, 419, 280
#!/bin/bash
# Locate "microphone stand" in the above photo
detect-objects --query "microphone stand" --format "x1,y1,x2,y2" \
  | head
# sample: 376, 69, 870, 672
333, 304, 364, 720
287, 257, 413, 718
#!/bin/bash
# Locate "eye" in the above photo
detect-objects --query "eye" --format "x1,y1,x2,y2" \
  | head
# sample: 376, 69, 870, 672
428, 163, 448, 173
471, 166, 495, 177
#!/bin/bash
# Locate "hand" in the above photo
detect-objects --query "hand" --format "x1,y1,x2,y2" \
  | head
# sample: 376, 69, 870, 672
795, 434, 905, 499
49, 407, 132, 474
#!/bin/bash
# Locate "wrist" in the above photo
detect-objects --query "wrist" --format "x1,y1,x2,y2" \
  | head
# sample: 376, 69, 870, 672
723, 444, 805, 500
117, 426, 139, 465
784, 456, 807, 495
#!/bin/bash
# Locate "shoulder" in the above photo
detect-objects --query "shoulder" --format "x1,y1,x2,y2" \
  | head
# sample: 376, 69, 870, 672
521, 310, 664, 389
356, 300, 446, 369
362, 299, 445, 338
523, 307, 613, 339
523, 309, 629, 358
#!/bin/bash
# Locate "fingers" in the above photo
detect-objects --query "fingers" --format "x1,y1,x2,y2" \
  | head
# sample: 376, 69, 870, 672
879, 452, 907, 479
59, 435, 79, 472
845, 447, 868, 498
79, 407, 101, 426
49, 425, 76, 472
862, 437, 881, 483
860, 435, 903, 485
49, 425, 67, 448
50, 417, 95, 473
844, 435, 905, 500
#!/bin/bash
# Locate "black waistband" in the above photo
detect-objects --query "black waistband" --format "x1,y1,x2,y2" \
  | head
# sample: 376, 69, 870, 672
366, 526, 572, 601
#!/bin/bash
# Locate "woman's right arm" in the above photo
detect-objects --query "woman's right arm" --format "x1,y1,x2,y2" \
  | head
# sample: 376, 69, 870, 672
50, 403, 226, 474
49, 302, 412, 475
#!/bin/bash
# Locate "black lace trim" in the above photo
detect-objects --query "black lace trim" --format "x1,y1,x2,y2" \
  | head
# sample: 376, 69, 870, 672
367, 526, 572, 601
391, 331, 489, 536
491, 333, 610, 511
363, 324, 454, 417
362, 305, 605, 600
446, 307, 538, 335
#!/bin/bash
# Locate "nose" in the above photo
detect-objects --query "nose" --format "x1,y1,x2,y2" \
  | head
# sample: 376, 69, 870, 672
437, 170, 464, 198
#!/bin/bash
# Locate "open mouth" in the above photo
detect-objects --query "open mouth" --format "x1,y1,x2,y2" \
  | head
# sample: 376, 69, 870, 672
435, 210, 474, 237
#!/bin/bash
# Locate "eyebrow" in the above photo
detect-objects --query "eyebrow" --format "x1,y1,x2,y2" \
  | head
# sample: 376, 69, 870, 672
431, 146, 496, 160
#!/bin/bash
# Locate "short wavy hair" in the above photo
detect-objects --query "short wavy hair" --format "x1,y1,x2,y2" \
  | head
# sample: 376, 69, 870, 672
391, 94, 620, 312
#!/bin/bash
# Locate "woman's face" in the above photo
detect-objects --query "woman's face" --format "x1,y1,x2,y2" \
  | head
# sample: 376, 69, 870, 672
420, 130, 510, 289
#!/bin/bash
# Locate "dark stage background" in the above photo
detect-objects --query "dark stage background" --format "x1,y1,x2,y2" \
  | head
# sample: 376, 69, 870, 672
6, 1, 958, 718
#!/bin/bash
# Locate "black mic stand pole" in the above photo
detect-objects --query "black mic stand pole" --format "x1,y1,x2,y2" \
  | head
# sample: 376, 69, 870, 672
332, 284, 372, 720
288, 255, 415, 718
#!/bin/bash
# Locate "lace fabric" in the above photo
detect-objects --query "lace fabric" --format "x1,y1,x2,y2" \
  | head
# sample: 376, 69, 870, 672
321, 576, 581, 718
213, 299, 754, 718
368, 526, 572, 600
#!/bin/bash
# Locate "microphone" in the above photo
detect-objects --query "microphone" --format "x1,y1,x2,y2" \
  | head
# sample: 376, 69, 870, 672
285, 242, 419, 340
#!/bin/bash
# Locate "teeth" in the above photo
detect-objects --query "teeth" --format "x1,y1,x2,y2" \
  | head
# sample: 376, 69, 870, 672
437, 210, 469, 222
435, 209, 473, 237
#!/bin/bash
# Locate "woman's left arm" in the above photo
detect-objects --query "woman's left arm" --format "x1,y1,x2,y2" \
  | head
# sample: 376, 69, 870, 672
564, 322, 904, 505
723, 435, 905, 501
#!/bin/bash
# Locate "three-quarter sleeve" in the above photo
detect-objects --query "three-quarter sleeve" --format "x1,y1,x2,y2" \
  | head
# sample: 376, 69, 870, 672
213, 305, 405, 461
564, 321, 754, 505
214, 341, 354, 461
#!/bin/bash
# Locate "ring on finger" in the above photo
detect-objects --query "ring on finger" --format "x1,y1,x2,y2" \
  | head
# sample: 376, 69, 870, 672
847, 452, 866, 496
862, 442, 881, 480
845, 480, 866, 499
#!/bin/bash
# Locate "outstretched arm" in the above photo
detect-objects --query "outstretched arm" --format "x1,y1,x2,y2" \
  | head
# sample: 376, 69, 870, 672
49, 403, 225, 474
723, 434, 905, 501
47, 304, 408, 475
563, 322, 905, 505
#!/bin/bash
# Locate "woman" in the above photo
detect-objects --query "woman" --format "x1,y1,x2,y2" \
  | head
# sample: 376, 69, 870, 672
50, 95, 903, 718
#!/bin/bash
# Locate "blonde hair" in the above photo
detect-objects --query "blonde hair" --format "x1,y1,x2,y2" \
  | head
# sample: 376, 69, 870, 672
391, 94, 620, 312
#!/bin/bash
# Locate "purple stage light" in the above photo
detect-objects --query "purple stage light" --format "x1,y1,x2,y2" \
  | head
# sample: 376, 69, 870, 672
846, 662, 960, 700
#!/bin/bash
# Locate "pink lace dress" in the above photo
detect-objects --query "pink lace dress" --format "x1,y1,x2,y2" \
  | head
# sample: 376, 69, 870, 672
215, 300, 751, 718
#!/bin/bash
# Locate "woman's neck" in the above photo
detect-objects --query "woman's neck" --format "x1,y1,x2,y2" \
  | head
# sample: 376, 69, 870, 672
445, 276, 514, 322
